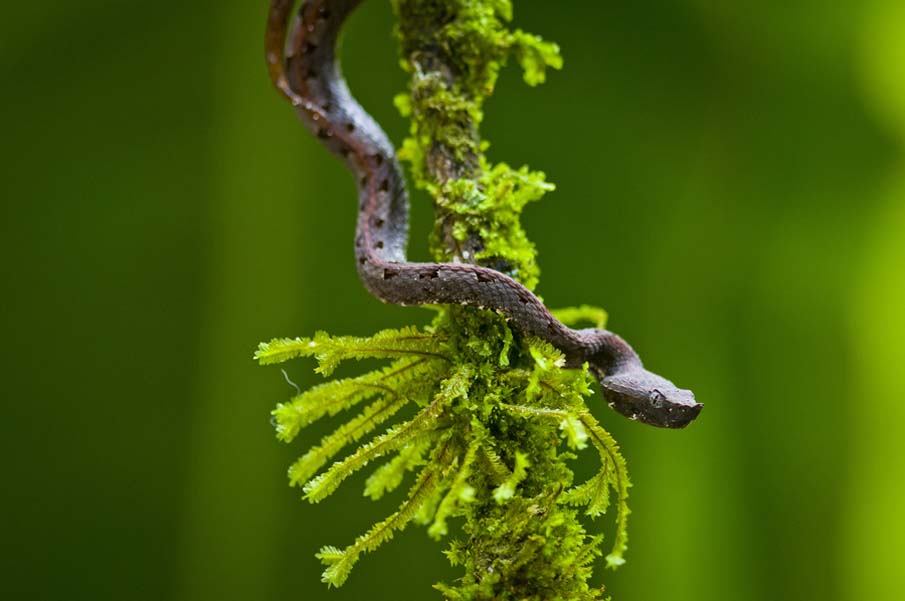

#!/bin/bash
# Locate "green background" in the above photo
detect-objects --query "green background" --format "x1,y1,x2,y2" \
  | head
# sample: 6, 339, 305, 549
4, 1, 905, 599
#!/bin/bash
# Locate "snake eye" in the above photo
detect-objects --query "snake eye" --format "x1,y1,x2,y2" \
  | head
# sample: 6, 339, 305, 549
649, 389, 666, 407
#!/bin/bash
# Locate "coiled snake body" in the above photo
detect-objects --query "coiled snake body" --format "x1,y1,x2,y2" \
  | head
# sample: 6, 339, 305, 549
266, 0, 701, 428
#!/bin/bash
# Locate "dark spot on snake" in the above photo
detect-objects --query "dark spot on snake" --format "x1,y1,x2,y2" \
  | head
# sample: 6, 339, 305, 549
303, 42, 317, 55
345, 122, 355, 132
379, 179, 390, 192
359, 255, 367, 265
317, 6, 330, 20
339, 146, 351, 158
372, 217, 385, 228
419, 269, 439, 280
321, 102, 332, 112
373, 154, 384, 167
476, 271, 494, 283
375, 240, 384, 249
360, 175, 369, 187
316, 127, 332, 139
306, 68, 318, 80
383, 268, 398, 280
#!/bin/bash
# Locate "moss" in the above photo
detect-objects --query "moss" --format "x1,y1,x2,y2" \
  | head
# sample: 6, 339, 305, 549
258, 305, 628, 597
392, 0, 561, 285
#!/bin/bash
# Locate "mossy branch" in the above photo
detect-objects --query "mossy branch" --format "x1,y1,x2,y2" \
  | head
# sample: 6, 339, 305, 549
259, 1, 633, 598
392, 0, 562, 287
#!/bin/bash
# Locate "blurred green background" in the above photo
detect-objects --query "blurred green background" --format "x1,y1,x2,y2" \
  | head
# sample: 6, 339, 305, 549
3, 1, 905, 599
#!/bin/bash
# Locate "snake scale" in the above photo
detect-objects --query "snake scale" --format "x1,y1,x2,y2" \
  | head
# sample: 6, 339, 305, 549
265, 0, 702, 428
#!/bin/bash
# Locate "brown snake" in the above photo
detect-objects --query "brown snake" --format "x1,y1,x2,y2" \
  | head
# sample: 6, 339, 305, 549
266, 0, 702, 428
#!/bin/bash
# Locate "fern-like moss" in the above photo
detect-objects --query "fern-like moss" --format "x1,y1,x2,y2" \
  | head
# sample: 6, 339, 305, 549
364, 438, 432, 501
257, 310, 631, 595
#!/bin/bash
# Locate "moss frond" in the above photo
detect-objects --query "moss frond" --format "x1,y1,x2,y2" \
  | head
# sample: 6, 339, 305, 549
255, 326, 448, 375
272, 356, 442, 443
303, 365, 472, 503
288, 394, 412, 488
319, 438, 456, 588
364, 438, 432, 500
559, 415, 589, 450
475, 433, 512, 484
510, 29, 563, 86
579, 411, 632, 569
492, 450, 530, 503
561, 469, 611, 518
429, 439, 479, 539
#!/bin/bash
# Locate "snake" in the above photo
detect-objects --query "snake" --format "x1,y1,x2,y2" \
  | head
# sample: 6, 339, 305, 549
265, 0, 702, 428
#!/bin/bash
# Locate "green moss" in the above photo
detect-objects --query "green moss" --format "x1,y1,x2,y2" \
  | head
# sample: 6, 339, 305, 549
444, 160, 554, 289
391, 0, 561, 102
392, 0, 561, 285
258, 307, 628, 597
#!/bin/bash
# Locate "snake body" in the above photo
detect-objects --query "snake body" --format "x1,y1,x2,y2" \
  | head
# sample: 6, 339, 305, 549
266, 0, 701, 428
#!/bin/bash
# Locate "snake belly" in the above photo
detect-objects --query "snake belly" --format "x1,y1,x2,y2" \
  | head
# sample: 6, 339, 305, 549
265, 0, 702, 428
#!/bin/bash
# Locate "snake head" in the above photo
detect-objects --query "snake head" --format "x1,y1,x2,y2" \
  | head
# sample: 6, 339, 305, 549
597, 368, 702, 429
